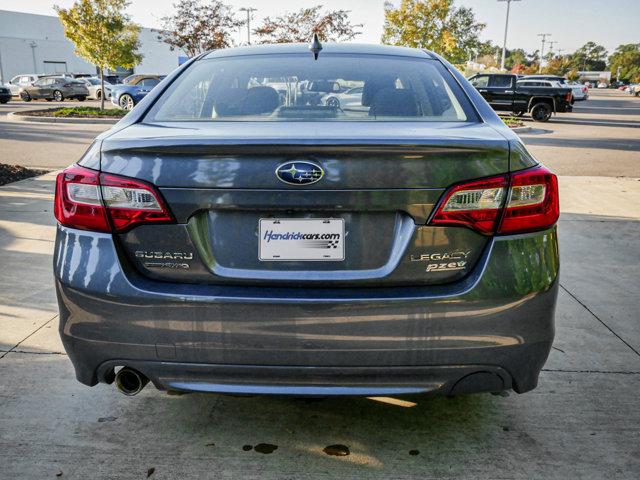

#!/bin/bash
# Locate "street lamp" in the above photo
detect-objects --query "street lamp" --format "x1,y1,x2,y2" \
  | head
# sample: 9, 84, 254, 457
537, 33, 551, 73
239, 7, 257, 45
498, 0, 521, 71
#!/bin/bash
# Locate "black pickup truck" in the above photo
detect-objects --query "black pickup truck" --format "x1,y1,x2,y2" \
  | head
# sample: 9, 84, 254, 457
467, 73, 573, 122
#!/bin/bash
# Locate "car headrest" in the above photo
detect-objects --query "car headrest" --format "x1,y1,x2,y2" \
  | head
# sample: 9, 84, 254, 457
368, 88, 420, 117
240, 86, 280, 115
213, 88, 247, 116
362, 76, 397, 106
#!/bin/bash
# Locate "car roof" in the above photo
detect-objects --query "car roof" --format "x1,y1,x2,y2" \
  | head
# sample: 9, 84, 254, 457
204, 43, 436, 60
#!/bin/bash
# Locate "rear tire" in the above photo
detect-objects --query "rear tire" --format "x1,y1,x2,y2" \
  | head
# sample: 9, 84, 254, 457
20, 91, 31, 102
53, 90, 64, 102
531, 103, 552, 122
326, 96, 340, 108
96, 90, 102, 100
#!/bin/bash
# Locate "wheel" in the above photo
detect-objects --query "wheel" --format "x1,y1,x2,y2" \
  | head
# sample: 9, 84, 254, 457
77, 96, 86, 102
20, 91, 31, 102
530, 103, 552, 122
0, 99, 9, 104
326, 96, 340, 108
96, 90, 102, 100
119, 93, 134, 110
52, 90, 64, 102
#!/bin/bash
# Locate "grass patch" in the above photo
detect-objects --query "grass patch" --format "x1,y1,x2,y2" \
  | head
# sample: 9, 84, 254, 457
501, 115, 525, 128
0, 164, 48, 187
21, 107, 126, 118
51, 107, 127, 118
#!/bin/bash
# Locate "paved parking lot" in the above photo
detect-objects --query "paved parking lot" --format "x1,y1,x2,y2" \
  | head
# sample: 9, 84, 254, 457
0, 89, 639, 479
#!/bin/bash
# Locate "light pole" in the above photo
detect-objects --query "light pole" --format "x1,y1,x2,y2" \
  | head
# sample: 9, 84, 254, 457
537, 33, 551, 72
498, 0, 521, 71
239, 7, 257, 45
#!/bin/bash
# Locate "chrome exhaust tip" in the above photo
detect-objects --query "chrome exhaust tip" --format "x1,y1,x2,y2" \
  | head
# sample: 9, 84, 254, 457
114, 367, 149, 396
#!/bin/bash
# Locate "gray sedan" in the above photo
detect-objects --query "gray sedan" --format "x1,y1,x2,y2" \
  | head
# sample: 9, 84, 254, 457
53, 43, 559, 398
20, 77, 89, 102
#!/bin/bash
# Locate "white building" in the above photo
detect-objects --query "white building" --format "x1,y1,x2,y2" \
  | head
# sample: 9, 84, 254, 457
0, 10, 185, 84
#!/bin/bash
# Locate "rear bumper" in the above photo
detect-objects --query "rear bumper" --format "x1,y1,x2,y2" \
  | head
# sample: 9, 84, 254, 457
54, 225, 559, 396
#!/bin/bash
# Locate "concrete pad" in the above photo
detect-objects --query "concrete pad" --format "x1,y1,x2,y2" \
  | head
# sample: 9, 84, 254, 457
558, 215, 640, 353
0, 353, 638, 479
558, 176, 640, 220
545, 289, 640, 372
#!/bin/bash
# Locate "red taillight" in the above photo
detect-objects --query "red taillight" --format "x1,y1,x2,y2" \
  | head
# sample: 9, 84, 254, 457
566, 92, 573, 102
430, 165, 559, 236
54, 165, 174, 233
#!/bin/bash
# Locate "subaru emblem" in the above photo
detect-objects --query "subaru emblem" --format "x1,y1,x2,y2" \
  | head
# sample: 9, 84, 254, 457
275, 161, 324, 185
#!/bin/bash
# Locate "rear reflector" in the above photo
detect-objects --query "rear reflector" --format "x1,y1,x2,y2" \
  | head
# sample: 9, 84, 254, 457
430, 165, 559, 235
54, 165, 174, 233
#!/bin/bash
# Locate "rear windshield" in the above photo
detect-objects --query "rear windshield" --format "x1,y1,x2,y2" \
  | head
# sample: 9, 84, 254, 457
145, 54, 476, 122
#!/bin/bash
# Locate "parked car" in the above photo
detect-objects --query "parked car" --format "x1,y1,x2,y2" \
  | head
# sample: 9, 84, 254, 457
0, 84, 11, 103
20, 76, 89, 102
80, 77, 110, 100
521, 75, 588, 102
110, 75, 165, 110
7, 74, 42, 96
53, 43, 559, 398
630, 84, 640, 97
322, 86, 364, 109
597, 82, 608, 88
468, 73, 573, 121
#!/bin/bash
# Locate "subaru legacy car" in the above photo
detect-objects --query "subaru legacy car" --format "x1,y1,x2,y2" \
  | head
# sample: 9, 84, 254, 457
54, 44, 559, 397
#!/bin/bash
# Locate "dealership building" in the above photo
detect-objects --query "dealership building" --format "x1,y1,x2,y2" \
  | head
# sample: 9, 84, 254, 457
0, 10, 185, 84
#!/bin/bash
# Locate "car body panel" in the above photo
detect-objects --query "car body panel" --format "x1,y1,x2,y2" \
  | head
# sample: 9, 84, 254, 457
55, 224, 558, 394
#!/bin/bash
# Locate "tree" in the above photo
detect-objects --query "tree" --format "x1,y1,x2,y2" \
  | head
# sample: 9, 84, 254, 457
381, 0, 486, 64
542, 55, 570, 76
253, 6, 362, 44
505, 48, 528, 70
566, 69, 580, 82
158, 0, 243, 57
568, 41, 608, 71
56, 0, 142, 109
608, 43, 640, 82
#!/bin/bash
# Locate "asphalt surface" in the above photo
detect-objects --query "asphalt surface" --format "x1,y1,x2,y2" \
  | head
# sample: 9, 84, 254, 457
0, 89, 639, 479
0, 99, 107, 169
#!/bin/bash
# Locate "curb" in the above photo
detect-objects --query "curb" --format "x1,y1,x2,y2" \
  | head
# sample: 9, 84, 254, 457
510, 126, 532, 133
6, 111, 119, 125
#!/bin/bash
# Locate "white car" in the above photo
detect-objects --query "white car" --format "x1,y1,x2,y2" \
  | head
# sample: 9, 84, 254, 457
80, 77, 110, 100
7, 74, 41, 96
567, 81, 589, 101
522, 75, 588, 101
597, 82, 608, 88
322, 86, 364, 109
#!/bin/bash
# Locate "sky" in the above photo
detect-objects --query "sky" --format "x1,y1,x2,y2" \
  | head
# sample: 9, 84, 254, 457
2, 0, 639, 55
